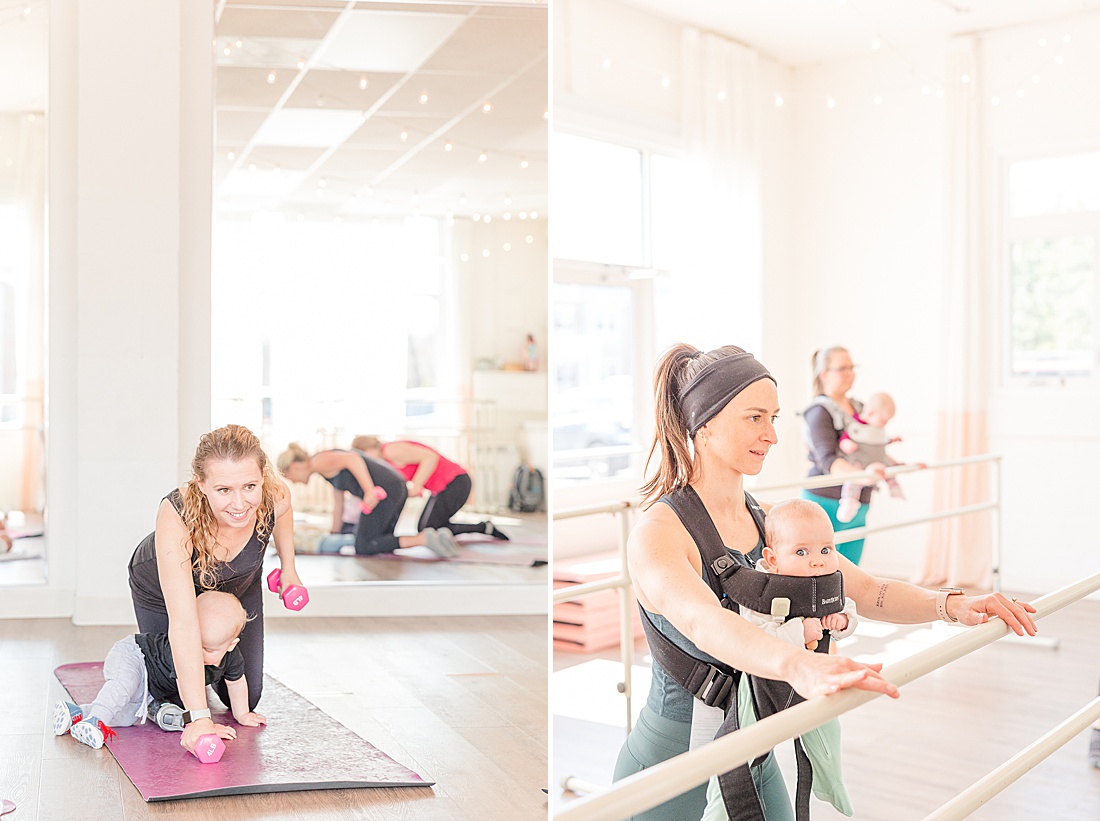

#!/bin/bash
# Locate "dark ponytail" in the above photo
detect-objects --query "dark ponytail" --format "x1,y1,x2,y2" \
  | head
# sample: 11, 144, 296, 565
640, 343, 753, 508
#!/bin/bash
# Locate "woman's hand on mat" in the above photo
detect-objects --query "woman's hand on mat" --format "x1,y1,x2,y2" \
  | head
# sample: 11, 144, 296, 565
234, 710, 267, 727
951, 591, 1038, 636
786, 652, 899, 701
181, 717, 235, 752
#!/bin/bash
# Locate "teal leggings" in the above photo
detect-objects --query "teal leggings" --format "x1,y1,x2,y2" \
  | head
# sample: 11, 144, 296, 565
801, 489, 868, 565
612, 704, 793, 820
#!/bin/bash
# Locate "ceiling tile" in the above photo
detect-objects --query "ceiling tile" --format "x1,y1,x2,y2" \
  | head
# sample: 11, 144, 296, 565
217, 7, 341, 40
252, 107, 367, 148
316, 8, 469, 72
420, 10, 547, 73
284, 69, 402, 110
216, 66, 298, 108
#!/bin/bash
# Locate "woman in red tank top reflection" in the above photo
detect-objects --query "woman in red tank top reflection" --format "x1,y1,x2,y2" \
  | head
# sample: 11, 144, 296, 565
352, 436, 509, 542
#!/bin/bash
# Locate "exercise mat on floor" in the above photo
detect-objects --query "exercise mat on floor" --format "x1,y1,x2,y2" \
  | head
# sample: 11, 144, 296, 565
390, 542, 548, 565
54, 662, 433, 802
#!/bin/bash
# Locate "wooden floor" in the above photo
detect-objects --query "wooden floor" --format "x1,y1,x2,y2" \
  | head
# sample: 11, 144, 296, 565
553, 592, 1100, 820
0, 614, 548, 820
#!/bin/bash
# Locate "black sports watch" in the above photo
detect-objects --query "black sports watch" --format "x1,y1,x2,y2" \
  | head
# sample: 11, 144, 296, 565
182, 708, 212, 725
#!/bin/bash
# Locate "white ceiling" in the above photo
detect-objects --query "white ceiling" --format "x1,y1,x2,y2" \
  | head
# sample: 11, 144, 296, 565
619, 0, 1100, 66
6, 0, 1099, 218
214, 1, 549, 222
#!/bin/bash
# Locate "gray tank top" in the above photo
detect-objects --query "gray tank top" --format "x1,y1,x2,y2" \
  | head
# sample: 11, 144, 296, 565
643, 610, 727, 722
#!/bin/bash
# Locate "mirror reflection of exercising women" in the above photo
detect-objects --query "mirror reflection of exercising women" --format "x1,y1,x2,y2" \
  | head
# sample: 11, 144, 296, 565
352, 436, 508, 542
277, 444, 458, 558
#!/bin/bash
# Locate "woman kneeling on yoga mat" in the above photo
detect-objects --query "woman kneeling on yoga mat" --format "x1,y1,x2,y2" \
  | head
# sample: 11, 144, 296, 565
127, 424, 302, 755
351, 435, 508, 542
277, 443, 459, 558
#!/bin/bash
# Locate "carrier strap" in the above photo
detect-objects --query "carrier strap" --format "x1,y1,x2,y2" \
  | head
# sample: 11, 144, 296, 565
662, 486, 845, 622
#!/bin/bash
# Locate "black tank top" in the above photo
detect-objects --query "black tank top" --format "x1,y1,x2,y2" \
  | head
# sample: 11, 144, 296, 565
325, 450, 406, 498
128, 488, 273, 612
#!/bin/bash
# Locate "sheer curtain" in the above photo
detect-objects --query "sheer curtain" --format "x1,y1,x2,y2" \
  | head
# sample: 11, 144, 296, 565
919, 35, 993, 589
661, 28, 762, 354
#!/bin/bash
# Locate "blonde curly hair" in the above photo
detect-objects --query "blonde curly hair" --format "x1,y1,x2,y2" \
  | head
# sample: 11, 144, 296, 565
182, 425, 280, 590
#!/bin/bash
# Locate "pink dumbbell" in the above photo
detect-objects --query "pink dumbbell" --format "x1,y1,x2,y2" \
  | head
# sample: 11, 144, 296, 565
190, 733, 225, 764
266, 568, 309, 611
359, 486, 387, 514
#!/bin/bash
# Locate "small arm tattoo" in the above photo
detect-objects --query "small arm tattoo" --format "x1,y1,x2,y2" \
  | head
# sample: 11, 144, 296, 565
875, 582, 889, 609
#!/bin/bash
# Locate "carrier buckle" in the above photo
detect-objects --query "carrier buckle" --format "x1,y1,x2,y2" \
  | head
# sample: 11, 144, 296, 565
692, 664, 734, 708
711, 556, 735, 575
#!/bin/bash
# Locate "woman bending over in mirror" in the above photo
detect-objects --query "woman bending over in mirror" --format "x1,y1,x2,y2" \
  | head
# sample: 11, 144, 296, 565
277, 443, 459, 558
352, 435, 508, 542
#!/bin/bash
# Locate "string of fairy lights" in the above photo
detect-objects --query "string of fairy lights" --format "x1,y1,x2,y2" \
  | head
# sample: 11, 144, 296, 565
215, 34, 547, 222
577, 3, 1095, 113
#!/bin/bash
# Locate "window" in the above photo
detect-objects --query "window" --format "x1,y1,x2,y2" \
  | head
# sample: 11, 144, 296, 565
552, 131, 692, 485
211, 214, 449, 440
1005, 152, 1100, 379
552, 282, 636, 483
552, 133, 645, 267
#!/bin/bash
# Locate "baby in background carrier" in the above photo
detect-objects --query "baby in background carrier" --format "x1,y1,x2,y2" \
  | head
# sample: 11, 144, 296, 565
837, 391, 906, 523
52, 590, 265, 749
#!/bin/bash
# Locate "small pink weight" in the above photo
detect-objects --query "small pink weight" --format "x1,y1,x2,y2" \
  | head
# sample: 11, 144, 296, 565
281, 584, 308, 610
191, 733, 225, 764
359, 486, 387, 514
266, 568, 309, 611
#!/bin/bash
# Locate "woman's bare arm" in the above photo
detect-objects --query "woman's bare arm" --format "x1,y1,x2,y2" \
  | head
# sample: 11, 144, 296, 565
630, 506, 898, 700
840, 557, 1037, 635
385, 441, 439, 495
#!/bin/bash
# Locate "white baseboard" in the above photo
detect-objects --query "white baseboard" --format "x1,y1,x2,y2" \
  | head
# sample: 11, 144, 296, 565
43, 582, 547, 625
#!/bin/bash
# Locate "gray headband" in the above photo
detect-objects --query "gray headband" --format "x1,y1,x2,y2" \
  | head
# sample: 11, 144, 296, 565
679, 351, 775, 437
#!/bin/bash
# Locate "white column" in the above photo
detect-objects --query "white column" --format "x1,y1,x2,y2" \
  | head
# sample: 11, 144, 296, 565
32, 1, 213, 623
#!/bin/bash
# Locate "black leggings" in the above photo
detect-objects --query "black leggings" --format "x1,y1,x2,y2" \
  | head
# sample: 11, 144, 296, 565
417, 473, 482, 535
353, 481, 409, 555
133, 584, 264, 712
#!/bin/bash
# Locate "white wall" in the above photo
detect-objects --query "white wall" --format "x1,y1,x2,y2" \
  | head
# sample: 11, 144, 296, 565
983, 16, 1100, 594
455, 216, 548, 375
1, 0, 214, 623
756, 43, 949, 583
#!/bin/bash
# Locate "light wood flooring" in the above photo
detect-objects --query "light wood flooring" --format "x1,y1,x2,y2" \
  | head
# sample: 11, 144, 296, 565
0, 614, 548, 820
553, 592, 1100, 820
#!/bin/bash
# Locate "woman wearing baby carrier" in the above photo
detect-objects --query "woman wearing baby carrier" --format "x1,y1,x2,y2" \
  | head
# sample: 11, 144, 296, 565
611, 343, 1037, 820
801, 346, 882, 565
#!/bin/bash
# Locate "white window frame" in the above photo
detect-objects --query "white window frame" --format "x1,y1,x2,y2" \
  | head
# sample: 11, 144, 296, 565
552, 129, 682, 486
1000, 149, 1100, 388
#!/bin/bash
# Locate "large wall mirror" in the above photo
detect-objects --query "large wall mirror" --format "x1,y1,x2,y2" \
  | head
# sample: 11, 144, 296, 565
211, 1, 548, 590
0, 0, 47, 584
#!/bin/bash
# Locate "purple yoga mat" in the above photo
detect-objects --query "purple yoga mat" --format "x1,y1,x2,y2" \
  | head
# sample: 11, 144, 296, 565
54, 662, 433, 802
